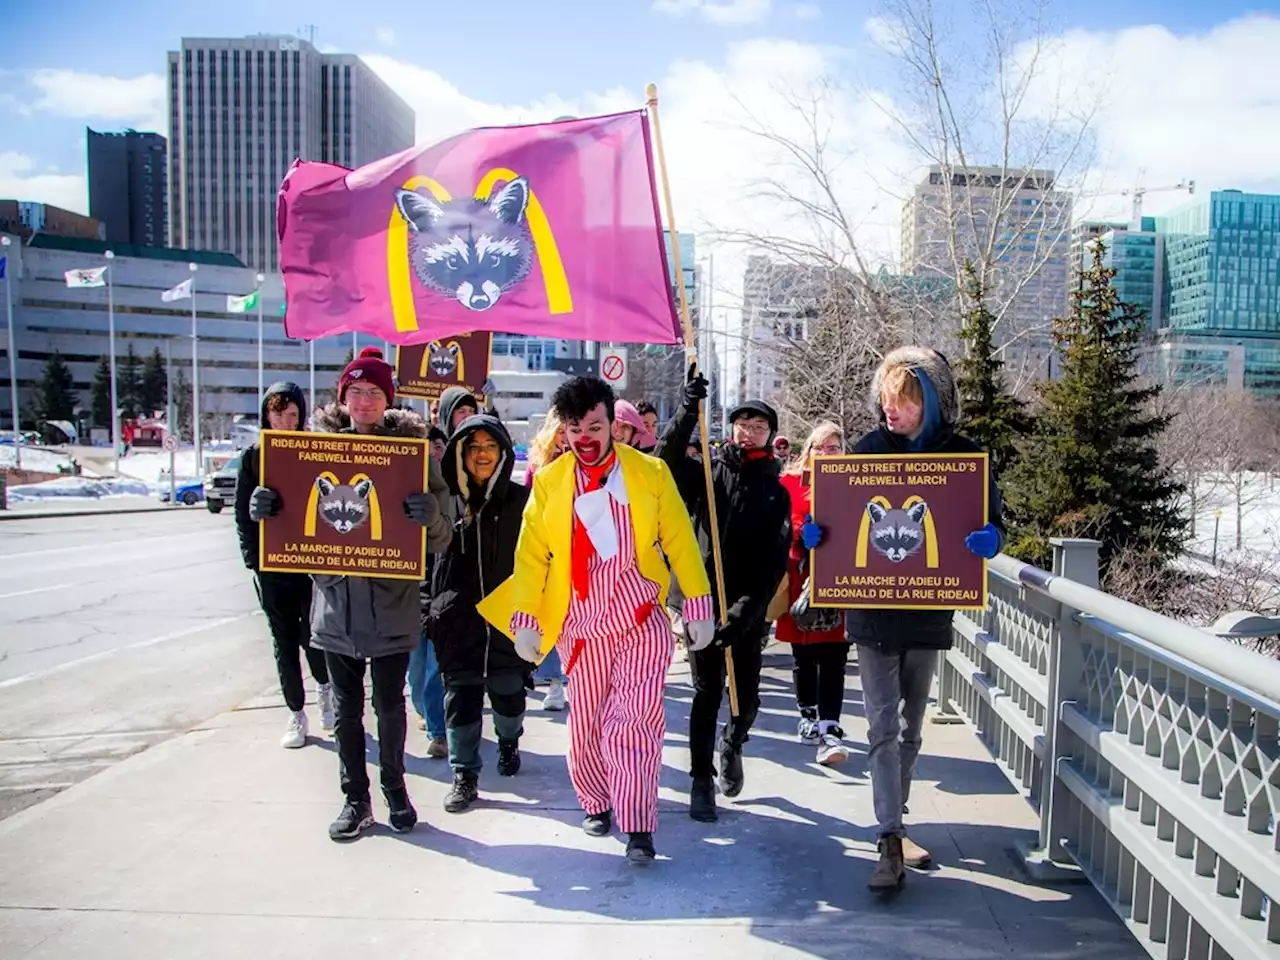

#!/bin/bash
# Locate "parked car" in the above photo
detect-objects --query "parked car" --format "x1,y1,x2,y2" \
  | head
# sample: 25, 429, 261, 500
203, 455, 242, 514
160, 479, 205, 506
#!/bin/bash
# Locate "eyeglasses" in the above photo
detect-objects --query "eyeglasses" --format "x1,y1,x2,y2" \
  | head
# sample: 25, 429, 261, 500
734, 421, 772, 437
346, 387, 385, 401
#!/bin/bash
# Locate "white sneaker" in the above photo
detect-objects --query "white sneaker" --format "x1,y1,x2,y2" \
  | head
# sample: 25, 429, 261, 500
798, 714, 820, 743
281, 710, 308, 749
317, 683, 335, 732
816, 731, 849, 767
544, 678, 567, 711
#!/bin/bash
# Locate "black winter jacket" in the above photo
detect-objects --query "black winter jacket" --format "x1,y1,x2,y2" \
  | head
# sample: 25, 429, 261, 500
235, 381, 309, 575
428, 415, 531, 682
844, 426, 1006, 654
656, 397, 791, 637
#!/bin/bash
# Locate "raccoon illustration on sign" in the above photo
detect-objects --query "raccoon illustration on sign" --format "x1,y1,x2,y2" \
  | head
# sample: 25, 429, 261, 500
867, 499, 928, 563
315, 476, 373, 534
425, 340, 463, 381
855, 494, 939, 568
394, 177, 534, 312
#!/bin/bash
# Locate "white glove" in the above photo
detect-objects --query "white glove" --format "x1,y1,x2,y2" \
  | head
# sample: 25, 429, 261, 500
685, 618, 715, 652
513, 628, 542, 663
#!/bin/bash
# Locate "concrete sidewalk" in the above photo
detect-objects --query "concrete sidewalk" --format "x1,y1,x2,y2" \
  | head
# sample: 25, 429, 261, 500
0, 645, 1143, 960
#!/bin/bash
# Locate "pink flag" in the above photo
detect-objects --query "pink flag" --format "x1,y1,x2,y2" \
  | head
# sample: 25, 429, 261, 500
277, 110, 682, 346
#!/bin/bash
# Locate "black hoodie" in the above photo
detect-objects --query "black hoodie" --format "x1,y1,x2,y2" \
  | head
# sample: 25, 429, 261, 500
235, 382, 307, 572
428, 414, 531, 682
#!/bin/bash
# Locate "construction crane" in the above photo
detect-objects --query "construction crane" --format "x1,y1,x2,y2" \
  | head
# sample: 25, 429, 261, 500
1119, 174, 1196, 222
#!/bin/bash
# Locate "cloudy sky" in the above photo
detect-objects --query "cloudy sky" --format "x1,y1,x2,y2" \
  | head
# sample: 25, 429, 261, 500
2, 0, 1278, 318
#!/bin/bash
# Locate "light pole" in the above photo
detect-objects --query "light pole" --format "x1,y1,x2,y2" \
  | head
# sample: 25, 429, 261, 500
1, 235, 18, 470
189, 263, 201, 476
104, 250, 120, 475
255, 272, 265, 404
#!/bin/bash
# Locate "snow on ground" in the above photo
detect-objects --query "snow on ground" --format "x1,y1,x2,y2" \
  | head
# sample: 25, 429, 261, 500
5, 476, 153, 503
1188, 473, 1280, 563
118, 450, 199, 486
0, 446, 78, 474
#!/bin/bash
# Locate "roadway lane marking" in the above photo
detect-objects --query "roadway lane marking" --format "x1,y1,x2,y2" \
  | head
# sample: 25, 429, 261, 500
0, 612, 260, 690
0, 530, 225, 561
0, 583, 74, 601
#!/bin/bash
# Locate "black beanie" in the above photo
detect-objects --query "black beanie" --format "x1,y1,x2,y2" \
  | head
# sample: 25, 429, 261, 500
729, 399, 779, 438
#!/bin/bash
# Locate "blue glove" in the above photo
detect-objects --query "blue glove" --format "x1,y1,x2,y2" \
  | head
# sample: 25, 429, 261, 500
800, 514, 824, 550
965, 523, 1001, 559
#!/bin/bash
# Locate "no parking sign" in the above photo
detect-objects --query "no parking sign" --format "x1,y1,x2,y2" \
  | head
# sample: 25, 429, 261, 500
600, 347, 629, 390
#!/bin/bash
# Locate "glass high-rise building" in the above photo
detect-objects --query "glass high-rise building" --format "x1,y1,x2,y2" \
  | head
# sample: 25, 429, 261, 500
1099, 218, 1163, 331
1149, 191, 1280, 396
167, 36, 415, 273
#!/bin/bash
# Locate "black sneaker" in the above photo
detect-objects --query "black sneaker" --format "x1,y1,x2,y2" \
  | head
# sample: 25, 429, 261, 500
718, 739, 745, 798
328, 800, 375, 841
384, 788, 417, 833
497, 738, 521, 777
582, 809, 613, 837
626, 832, 656, 865
689, 775, 718, 822
443, 773, 479, 813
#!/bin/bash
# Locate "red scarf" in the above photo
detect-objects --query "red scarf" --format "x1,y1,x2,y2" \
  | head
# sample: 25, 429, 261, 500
743, 447, 774, 463
571, 448, 617, 602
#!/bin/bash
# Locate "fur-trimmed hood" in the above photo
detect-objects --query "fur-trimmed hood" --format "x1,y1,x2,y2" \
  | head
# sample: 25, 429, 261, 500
310, 403, 430, 439
868, 347, 961, 426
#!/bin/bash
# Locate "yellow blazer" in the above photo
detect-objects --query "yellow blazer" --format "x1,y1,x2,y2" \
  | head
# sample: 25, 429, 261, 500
477, 443, 710, 653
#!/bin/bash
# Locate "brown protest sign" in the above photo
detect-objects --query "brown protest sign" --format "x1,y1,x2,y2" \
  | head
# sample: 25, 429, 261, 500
258, 430, 428, 581
810, 453, 989, 610
395, 333, 492, 402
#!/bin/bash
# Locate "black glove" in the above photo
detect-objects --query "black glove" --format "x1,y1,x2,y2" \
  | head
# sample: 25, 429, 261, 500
684, 362, 709, 404
404, 491, 439, 527
249, 486, 280, 522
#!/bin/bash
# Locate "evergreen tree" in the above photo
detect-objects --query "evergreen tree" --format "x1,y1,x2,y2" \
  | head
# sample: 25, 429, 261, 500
173, 368, 193, 440
33, 352, 78, 423
954, 262, 1030, 476
140, 347, 168, 416
90, 356, 112, 429
1004, 241, 1186, 572
117, 344, 143, 418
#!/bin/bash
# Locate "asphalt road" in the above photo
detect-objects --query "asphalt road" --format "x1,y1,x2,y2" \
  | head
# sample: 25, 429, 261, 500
0, 510, 277, 819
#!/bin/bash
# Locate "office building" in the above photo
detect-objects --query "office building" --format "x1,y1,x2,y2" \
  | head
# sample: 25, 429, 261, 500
1070, 219, 1128, 287
167, 35, 415, 272
1099, 220, 1163, 330
87, 129, 168, 247
0, 201, 103, 242
902, 165, 1072, 375
0, 231, 360, 431
740, 255, 833, 413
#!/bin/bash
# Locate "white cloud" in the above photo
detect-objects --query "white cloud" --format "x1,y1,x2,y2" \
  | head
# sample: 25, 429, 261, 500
863, 16, 908, 54
24, 69, 166, 133
652, 0, 773, 25
0, 152, 86, 213
793, 2, 822, 20
375, 27, 396, 47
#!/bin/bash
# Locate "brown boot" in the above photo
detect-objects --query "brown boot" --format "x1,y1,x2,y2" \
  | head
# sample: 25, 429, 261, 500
902, 834, 931, 869
868, 835, 905, 890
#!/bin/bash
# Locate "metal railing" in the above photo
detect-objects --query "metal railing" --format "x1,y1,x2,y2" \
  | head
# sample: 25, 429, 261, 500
943, 538, 1280, 960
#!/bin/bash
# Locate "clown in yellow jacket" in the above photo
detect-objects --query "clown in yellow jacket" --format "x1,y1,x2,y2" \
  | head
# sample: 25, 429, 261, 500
479, 376, 713, 866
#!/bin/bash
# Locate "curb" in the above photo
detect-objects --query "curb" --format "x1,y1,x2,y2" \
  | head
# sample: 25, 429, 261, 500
0, 504, 194, 522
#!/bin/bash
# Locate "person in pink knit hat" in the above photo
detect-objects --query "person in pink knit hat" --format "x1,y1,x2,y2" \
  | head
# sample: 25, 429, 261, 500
612, 399, 658, 453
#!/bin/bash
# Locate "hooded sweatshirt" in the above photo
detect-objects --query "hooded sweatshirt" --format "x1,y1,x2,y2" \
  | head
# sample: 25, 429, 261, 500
235, 382, 307, 572
427, 414, 531, 682
845, 347, 1006, 653
437, 387, 479, 440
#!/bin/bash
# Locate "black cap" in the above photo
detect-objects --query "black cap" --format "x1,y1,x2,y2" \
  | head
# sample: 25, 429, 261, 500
729, 399, 778, 437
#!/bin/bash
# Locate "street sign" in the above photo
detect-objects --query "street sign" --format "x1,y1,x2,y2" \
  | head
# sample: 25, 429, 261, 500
162, 435, 178, 453
600, 347, 629, 390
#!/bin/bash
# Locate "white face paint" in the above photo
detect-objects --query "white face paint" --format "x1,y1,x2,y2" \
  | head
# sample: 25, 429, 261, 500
453, 280, 504, 311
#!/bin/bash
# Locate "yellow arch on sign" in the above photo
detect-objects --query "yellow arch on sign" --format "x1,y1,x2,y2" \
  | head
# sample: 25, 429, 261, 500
854, 495, 938, 569
388, 169, 573, 334
304, 471, 383, 541
419, 340, 465, 382
855, 496, 891, 568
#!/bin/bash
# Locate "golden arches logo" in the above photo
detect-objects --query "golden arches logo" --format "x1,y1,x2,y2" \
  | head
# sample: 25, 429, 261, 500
420, 340, 465, 382
387, 170, 573, 334
855, 495, 938, 568
304, 471, 383, 541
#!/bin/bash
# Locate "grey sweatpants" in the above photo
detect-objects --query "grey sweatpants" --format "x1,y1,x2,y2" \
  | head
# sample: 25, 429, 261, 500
858, 645, 937, 838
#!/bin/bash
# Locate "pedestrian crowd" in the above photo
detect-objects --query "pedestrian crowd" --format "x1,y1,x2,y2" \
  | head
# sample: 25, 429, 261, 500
234, 343, 1004, 888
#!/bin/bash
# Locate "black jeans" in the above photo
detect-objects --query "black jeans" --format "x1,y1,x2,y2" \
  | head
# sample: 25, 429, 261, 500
325, 651, 411, 804
255, 573, 327, 712
688, 623, 765, 779
792, 640, 850, 722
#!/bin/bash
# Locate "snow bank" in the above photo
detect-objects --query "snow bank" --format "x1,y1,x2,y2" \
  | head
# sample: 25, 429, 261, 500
0, 446, 78, 474
5, 476, 154, 503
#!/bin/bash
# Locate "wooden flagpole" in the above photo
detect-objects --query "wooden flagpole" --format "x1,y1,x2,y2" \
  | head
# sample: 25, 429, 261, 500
645, 83, 739, 718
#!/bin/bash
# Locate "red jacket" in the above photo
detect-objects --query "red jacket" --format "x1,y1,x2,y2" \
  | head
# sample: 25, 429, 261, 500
775, 471, 846, 645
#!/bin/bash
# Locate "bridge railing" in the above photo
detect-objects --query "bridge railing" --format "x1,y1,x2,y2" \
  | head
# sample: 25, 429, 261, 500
942, 538, 1280, 960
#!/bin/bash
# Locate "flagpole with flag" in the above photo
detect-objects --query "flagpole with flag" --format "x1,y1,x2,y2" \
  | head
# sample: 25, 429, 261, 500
104, 250, 119, 476
254, 276, 265, 403
1, 236, 18, 470
645, 83, 736, 717
189, 264, 200, 475
308, 340, 315, 412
